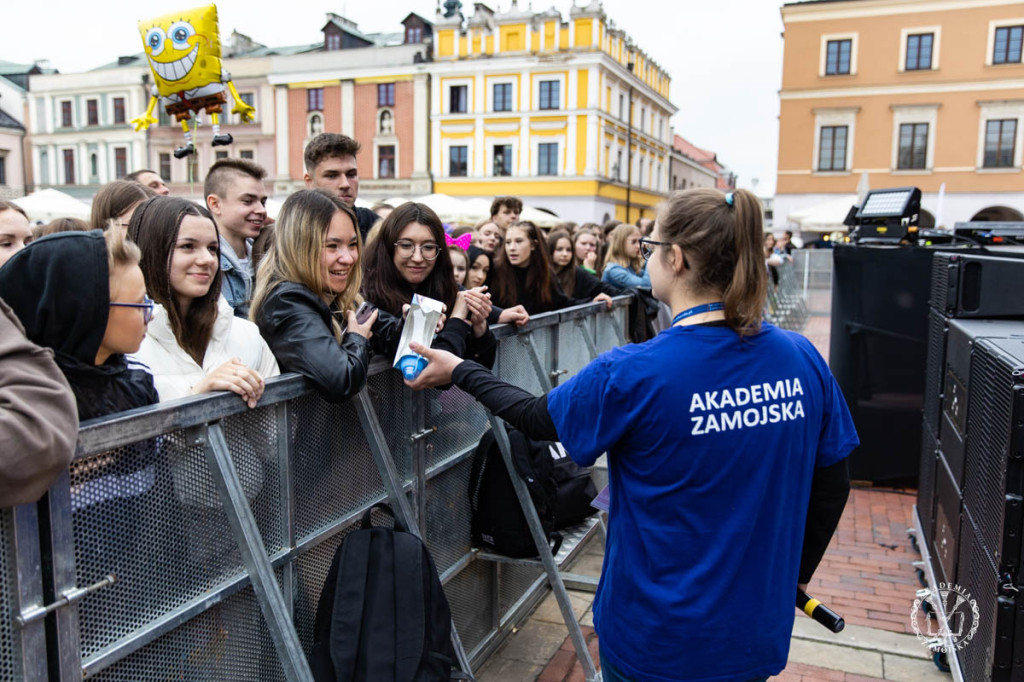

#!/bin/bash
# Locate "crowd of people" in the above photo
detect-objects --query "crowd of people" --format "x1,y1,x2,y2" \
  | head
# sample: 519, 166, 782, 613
0, 132, 668, 502
0, 131, 854, 682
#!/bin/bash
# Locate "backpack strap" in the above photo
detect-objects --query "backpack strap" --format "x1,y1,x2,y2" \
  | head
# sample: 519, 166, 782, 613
360, 501, 407, 533
328, 531, 372, 681
392, 532, 427, 682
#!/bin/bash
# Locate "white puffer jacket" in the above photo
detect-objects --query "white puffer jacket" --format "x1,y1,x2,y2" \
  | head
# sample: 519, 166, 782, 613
131, 297, 280, 401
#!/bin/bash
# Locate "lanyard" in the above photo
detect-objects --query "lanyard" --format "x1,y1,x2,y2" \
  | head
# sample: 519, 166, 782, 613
672, 302, 725, 326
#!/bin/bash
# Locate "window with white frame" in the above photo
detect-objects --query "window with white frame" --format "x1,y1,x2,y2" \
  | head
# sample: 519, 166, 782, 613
899, 28, 940, 72
976, 101, 1024, 169
813, 107, 857, 172
449, 145, 468, 177
444, 80, 472, 114
533, 74, 566, 112
492, 82, 513, 112
819, 33, 858, 77
991, 23, 1023, 65
378, 145, 396, 178
538, 142, 558, 175
891, 104, 938, 171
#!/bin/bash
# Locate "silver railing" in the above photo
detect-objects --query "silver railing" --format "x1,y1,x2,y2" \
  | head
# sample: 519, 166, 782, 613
2, 297, 630, 682
766, 259, 811, 331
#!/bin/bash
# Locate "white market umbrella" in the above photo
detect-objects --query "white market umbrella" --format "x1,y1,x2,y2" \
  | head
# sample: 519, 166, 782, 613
12, 188, 90, 222
520, 205, 561, 228
787, 195, 859, 233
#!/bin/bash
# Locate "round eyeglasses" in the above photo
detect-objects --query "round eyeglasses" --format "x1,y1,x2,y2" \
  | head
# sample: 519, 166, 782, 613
394, 240, 440, 260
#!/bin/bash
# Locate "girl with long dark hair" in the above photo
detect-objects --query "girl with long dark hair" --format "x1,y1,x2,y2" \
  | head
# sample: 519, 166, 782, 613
489, 220, 611, 315
547, 229, 623, 300
127, 197, 278, 407
362, 202, 496, 365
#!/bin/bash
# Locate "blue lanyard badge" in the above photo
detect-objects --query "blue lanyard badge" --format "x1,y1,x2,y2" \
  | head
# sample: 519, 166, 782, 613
672, 302, 725, 326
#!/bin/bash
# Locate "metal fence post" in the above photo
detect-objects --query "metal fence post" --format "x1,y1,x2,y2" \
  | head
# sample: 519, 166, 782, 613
7, 505, 48, 681
201, 423, 314, 682
485, 415, 601, 682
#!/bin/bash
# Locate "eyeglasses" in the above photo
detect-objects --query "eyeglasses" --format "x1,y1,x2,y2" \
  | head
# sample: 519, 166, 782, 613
110, 295, 155, 323
639, 237, 689, 268
394, 240, 440, 260
639, 238, 674, 261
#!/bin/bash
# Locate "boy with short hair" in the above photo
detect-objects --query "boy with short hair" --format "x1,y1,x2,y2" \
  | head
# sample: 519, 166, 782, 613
204, 159, 268, 317
489, 196, 522, 230
303, 133, 377, 239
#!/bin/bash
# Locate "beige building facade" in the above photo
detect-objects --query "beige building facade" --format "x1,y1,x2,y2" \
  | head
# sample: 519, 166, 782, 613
777, 0, 1024, 230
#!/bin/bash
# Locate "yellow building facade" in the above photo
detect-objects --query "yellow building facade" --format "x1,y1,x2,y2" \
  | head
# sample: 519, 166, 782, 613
777, 0, 1024, 229
429, 1, 676, 224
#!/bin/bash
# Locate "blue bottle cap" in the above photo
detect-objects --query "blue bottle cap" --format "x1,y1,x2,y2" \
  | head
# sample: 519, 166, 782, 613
398, 354, 428, 380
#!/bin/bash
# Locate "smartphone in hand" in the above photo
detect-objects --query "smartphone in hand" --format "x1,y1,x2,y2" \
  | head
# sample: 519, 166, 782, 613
355, 302, 377, 325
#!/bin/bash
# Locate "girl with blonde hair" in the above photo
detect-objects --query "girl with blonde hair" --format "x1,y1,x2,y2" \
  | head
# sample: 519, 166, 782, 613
601, 223, 650, 289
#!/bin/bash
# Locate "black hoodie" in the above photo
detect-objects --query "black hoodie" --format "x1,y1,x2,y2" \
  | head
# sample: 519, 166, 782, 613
0, 230, 157, 421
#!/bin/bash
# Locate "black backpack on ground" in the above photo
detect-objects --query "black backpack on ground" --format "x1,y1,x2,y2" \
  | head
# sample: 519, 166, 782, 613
468, 425, 598, 558
309, 503, 464, 682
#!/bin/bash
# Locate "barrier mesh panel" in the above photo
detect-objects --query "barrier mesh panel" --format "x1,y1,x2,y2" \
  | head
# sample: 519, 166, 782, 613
293, 529, 346, 657
368, 371, 414, 482
962, 342, 1014, 567
557, 317, 595, 381
290, 393, 385, 541
89, 585, 285, 681
72, 432, 238, 659
496, 330, 549, 395
423, 386, 488, 470
446, 560, 494, 654
0, 510, 17, 682
498, 564, 545, 616
222, 405, 284, 554
595, 308, 627, 356
424, 458, 475, 575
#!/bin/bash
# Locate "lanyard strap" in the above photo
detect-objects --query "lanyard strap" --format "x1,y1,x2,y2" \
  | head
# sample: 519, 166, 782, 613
672, 302, 725, 326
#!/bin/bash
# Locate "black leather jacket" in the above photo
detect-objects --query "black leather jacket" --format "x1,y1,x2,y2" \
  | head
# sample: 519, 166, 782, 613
256, 282, 473, 403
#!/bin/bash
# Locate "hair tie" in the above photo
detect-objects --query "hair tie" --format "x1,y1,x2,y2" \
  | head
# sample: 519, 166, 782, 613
445, 233, 472, 250
725, 192, 735, 207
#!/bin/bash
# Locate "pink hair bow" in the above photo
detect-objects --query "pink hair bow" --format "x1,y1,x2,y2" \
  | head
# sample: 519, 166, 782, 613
446, 233, 472, 250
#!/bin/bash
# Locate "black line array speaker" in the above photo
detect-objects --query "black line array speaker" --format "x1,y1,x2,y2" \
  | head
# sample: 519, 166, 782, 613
954, 335, 1024, 682
929, 253, 1024, 320
911, 248, 1024, 680
830, 245, 936, 485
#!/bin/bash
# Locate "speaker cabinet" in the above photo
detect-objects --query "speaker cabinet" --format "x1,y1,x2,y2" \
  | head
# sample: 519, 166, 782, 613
929, 252, 1024, 320
956, 507, 1015, 682
918, 422, 939, 546
933, 451, 962, 587
961, 335, 1024, 579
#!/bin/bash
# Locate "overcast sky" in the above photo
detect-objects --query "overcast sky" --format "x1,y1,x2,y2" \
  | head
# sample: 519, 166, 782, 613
5, 0, 784, 195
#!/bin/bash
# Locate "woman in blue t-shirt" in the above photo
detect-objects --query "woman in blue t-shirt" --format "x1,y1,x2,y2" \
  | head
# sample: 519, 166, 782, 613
405, 188, 858, 682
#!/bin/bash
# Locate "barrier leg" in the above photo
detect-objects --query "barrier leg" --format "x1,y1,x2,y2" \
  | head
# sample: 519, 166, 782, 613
486, 414, 601, 682
354, 388, 476, 681
7, 504, 48, 681
201, 423, 314, 682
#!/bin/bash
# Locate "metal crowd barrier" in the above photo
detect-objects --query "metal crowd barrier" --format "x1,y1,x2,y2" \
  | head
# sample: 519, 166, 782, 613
766, 260, 810, 331
2, 296, 630, 681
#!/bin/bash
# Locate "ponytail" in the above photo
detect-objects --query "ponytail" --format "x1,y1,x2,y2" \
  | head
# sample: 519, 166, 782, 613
656, 188, 767, 337
722, 190, 767, 337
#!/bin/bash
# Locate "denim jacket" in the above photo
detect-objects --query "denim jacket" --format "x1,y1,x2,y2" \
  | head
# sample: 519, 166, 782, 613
219, 237, 253, 318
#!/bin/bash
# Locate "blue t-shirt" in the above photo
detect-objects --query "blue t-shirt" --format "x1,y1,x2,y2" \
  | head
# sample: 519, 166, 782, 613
547, 323, 858, 682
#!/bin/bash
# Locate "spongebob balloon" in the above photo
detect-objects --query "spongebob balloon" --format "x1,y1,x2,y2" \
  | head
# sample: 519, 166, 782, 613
131, 4, 255, 158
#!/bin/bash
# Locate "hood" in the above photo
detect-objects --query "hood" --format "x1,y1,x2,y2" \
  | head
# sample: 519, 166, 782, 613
0, 230, 109, 365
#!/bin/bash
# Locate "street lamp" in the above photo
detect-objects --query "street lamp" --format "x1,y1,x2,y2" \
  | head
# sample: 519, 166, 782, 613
625, 50, 635, 223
